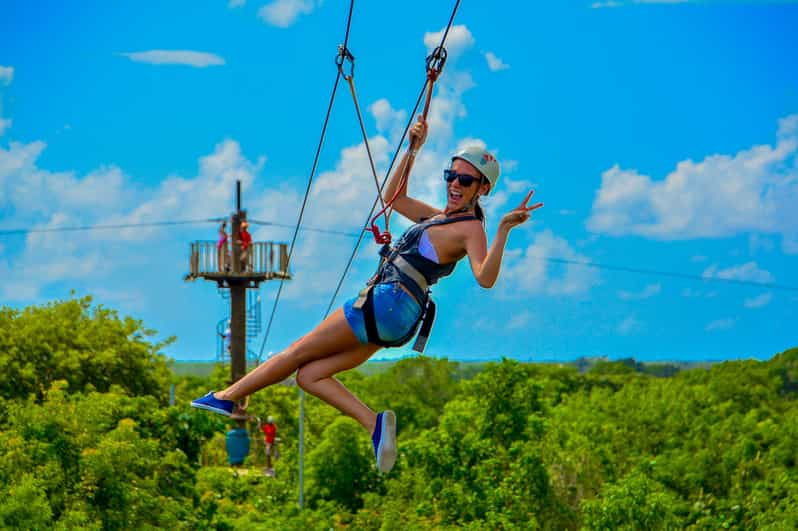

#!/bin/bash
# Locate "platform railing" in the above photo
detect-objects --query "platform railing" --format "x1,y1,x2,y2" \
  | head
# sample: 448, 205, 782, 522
189, 241, 290, 279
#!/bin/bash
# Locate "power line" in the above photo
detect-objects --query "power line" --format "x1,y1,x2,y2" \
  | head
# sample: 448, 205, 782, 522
248, 218, 359, 238
544, 257, 798, 292
3, 217, 794, 292
0, 217, 361, 239
0, 218, 224, 236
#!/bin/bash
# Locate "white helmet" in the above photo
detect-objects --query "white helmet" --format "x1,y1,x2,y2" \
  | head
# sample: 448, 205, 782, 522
267, 416, 274, 423
452, 145, 500, 194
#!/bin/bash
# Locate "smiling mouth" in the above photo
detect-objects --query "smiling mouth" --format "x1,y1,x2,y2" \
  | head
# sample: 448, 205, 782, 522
449, 189, 463, 202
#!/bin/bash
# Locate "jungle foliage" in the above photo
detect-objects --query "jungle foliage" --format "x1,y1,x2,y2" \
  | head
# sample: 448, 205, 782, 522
1, 297, 797, 529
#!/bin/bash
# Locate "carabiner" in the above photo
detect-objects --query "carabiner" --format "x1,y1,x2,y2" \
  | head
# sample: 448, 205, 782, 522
425, 46, 448, 81
336, 44, 355, 79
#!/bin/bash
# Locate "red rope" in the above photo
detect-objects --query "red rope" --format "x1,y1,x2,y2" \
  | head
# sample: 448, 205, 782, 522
368, 55, 446, 245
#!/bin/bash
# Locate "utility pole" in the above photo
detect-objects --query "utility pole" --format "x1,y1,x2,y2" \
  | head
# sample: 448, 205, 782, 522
186, 180, 291, 462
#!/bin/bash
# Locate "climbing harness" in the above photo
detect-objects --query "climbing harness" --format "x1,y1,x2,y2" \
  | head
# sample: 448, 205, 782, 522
353, 214, 477, 352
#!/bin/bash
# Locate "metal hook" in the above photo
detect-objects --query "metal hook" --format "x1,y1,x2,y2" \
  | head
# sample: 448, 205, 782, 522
425, 46, 448, 76
336, 44, 355, 79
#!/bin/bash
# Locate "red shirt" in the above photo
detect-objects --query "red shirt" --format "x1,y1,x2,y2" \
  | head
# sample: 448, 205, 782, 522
240, 229, 252, 250
262, 423, 277, 443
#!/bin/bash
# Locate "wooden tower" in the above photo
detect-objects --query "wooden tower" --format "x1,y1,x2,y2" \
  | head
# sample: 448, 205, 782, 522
185, 181, 291, 423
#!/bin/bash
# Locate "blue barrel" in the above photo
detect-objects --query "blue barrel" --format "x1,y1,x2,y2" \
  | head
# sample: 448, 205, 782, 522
226, 428, 250, 465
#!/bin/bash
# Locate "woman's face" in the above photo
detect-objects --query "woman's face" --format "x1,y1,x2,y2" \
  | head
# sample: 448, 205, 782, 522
445, 159, 488, 211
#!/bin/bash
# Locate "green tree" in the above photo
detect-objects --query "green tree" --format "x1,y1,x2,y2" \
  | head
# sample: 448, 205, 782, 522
306, 417, 381, 512
0, 296, 171, 401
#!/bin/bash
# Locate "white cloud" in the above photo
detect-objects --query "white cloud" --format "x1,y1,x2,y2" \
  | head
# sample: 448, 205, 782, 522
0, 136, 274, 300
744, 292, 772, 309
618, 315, 645, 335
0, 66, 13, 86
368, 98, 407, 145
507, 310, 532, 331
258, 0, 317, 28
120, 50, 225, 68
484, 51, 509, 72
0, 67, 11, 135
500, 229, 600, 296
681, 287, 717, 298
0, 141, 128, 216
702, 261, 774, 284
0, 22, 540, 316
618, 283, 661, 300
749, 233, 775, 254
705, 318, 736, 332
587, 114, 798, 254
424, 25, 475, 59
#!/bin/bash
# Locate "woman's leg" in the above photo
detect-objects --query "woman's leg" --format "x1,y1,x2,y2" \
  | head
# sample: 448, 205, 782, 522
215, 308, 365, 401
295, 342, 381, 433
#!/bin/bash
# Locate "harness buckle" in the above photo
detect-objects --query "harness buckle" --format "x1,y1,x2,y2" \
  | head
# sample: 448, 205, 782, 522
352, 285, 370, 310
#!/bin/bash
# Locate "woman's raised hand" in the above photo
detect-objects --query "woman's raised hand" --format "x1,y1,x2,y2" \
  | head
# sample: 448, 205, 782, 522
499, 190, 544, 232
408, 115, 428, 149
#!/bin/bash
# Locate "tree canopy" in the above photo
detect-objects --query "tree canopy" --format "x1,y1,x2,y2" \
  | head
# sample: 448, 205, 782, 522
1, 297, 797, 529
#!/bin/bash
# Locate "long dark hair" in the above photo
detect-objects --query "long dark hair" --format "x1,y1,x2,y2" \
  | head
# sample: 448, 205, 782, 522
473, 179, 489, 227
474, 199, 485, 225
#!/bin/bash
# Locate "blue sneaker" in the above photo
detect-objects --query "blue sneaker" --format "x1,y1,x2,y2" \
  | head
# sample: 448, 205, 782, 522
191, 391, 234, 417
372, 410, 397, 473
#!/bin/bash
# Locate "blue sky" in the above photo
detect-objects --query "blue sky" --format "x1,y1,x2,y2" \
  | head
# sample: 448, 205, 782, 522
1, 0, 796, 363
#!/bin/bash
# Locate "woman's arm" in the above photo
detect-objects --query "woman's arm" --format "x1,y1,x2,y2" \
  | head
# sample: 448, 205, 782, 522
383, 116, 440, 223
466, 190, 544, 288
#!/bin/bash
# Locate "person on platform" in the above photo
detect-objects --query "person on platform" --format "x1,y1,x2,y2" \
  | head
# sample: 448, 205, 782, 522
217, 220, 229, 272
238, 221, 252, 272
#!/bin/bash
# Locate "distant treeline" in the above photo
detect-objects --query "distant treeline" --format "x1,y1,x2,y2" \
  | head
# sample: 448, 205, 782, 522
171, 355, 712, 380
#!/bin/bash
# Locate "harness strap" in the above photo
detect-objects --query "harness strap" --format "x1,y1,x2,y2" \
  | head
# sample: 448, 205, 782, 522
355, 213, 479, 349
392, 254, 428, 292
357, 284, 424, 349
361, 286, 381, 346
412, 299, 436, 352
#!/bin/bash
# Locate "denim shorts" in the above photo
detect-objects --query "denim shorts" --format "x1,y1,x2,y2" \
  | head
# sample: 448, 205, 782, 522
343, 282, 423, 345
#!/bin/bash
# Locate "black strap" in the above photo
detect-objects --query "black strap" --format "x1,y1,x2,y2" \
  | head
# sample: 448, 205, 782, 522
412, 299, 436, 352
360, 284, 427, 349
422, 214, 477, 228
361, 286, 381, 345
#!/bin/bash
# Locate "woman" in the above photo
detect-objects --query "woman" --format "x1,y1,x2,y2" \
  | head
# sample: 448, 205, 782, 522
238, 221, 252, 272
217, 220, 229, 272
192, 116, 543, 473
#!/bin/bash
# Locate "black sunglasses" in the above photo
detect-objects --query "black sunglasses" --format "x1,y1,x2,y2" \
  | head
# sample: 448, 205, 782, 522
444, 169, 482, 187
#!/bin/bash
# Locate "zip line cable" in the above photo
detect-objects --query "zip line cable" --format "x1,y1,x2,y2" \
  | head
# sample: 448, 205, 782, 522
256, 0, 356, 362
323, 0, 462, 317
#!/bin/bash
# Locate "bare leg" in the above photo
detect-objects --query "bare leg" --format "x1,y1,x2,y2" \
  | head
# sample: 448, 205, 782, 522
296, 342, 381, 433
215, 308, 365, 401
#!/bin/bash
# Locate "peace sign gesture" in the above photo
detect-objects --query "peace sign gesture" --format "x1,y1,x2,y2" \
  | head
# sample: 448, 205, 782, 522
499, 189, 543, 232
